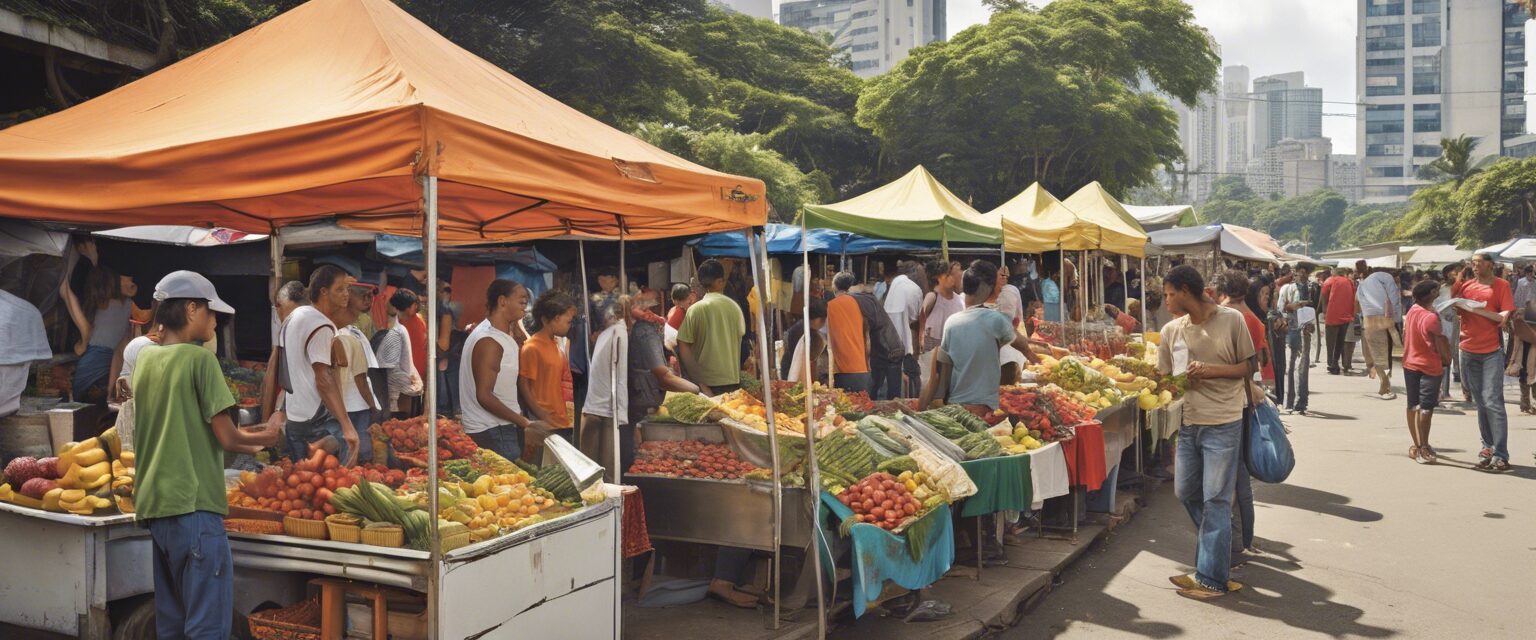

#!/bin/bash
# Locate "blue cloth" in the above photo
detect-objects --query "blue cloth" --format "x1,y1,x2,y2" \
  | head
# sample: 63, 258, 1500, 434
72, 344, 114, 403
1462, 349, 1509, 461
938, 307, 1015, 408
1085, 463, 1120, 513
819, 492, 954, 618
691, 224, 937, 258
1174, 419, 1241, 592
147, 511, 233, 640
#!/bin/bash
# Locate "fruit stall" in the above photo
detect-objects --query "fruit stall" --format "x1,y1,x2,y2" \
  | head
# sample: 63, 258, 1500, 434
0, 429, 156, 639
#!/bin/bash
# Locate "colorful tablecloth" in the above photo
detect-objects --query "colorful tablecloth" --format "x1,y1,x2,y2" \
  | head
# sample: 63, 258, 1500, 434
1060, 421, 1108, 491
1026, 442, 1069, 510
957, 455, 1032, 518
819, 492, 955, 618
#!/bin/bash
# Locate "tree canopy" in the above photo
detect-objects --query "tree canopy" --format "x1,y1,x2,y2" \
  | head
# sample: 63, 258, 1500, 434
856, 0, 1219, 210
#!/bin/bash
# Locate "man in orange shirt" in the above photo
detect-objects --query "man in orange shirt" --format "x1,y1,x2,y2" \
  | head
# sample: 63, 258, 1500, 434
521, 291, 577, 456
1321, 267, 1357, 375
827, 272, 871, 395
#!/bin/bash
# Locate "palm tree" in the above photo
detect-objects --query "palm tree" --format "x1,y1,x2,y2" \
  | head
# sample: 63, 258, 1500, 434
1416, 135, 1496, 187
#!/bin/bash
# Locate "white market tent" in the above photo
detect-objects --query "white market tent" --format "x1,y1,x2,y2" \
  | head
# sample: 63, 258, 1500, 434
1402, 244, 1472, 267
1147, 223, 1280, 263
93, 225, 268, 246
1123, 204, 1196, 231
1477, 237, 1536, 261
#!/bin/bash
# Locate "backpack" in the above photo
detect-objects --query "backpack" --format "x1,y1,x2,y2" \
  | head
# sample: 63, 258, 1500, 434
852, 293, 906, 365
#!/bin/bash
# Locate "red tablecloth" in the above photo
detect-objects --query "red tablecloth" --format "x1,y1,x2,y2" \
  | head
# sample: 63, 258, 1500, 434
622, 488, 652, 559
1060, 421, 1107, 491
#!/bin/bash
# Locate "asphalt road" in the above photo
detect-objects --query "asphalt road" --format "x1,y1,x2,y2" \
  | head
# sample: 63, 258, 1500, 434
1010, 356, 1536, 639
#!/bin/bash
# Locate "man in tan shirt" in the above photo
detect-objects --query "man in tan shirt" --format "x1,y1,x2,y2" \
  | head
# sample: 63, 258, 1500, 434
1157, 265, 1256, 600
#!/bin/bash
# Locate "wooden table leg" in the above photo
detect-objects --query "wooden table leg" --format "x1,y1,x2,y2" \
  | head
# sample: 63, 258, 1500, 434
319, 581, 345, 640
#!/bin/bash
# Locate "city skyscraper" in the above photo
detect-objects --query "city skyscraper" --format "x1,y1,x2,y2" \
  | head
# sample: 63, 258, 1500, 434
1250, 72, 1325, 156
1221, 65, 1252, 176
711, 0, 773, 20
780, 0, 946, 77
1357, 0, 1529, 202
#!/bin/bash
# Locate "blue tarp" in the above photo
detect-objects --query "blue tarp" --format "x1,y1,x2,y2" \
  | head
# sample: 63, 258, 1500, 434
820, 493, 955, 618
692, 223, 936, 258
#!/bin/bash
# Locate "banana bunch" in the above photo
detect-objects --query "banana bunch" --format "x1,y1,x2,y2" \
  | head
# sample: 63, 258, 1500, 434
111, 452, 136, 513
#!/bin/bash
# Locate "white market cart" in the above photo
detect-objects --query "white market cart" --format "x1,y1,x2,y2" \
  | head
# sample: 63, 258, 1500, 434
0, 502, 156, 639
228, 493, 625, 639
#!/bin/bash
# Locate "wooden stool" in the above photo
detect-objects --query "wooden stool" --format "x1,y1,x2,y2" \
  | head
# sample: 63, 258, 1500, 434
309, 577, 416, 640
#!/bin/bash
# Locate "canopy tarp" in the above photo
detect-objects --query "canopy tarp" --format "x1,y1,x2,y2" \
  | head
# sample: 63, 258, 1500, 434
993, 183, 1077, 254
799, 166, 998, 244
94, 225, 267, 246
1057, 182, 1150, 258
690, 223, 935, 258
1123, 204, 1197, 230
1403, 245, 1471, 267
0, 0, 766, 242
0, 221, 69, 259
1477, 238, 1536, 261
1147, 224, 1279, 264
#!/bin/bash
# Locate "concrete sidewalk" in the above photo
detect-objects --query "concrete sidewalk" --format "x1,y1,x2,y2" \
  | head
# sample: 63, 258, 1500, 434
628, 490, 1148, 640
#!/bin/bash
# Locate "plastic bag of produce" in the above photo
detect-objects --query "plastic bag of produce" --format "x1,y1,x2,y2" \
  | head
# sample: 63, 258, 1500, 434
660, 392, 720, 424
908, 445, 977, 500
891, 415, 968, 462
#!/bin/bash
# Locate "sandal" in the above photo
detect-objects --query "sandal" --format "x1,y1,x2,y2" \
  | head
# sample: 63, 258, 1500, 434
1169, 574, 1242, 592
1419, 446, 1438, 464
1408, 445, 1420, 461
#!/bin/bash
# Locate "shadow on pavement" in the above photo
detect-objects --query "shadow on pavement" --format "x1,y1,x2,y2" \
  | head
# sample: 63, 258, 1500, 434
1293, 410, 1355, 421
1254, 484, 1383, 523
1217, 562, 1396, 638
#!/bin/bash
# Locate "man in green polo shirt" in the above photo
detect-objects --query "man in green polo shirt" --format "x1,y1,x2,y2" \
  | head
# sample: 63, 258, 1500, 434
677, 259, 746, 396
133, 271, 284, 639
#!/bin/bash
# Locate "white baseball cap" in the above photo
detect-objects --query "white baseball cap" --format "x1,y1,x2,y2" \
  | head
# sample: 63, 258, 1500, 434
153, 270, 235, 314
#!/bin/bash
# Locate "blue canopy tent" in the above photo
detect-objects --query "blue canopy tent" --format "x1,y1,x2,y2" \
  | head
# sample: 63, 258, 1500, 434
691, 223, 936, 258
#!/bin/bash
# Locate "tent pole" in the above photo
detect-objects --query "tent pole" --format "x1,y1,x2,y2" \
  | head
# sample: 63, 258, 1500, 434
578, 241, 593, 379
613, 234, 625, 482
423, 175, 441, 640
744, 228, 784, 629
800, 217, 827, 640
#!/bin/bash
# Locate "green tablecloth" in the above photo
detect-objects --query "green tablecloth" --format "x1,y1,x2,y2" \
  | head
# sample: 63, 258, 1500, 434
957, 454, 1032, 518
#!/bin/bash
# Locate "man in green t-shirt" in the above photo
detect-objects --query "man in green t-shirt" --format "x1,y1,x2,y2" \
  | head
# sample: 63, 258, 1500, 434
677, 259, 745, 396
133, 271, 284, 639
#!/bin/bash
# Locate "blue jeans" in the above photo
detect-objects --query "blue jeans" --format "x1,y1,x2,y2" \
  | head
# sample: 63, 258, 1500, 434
869, 361, 904, 400
834, 372, 872, 396
468, 425, 524, 462
1286, 328, 1310, 411
285, 415, 344, 463
1462, 349, 1509, 461
1175, 420, 1241, 591
347, 409, 374, 464
147, 511, 232, 640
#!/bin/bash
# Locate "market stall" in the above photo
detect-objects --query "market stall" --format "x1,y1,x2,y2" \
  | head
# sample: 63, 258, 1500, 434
0, 0, 770, 638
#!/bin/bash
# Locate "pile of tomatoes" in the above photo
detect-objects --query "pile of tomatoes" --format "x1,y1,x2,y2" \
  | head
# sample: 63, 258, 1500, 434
835, 472, 920, 531
376, 416, 478, 463
627, 440, 758, 480
357, 463, 408, 488
999, 387, 1055, 438
229, 449, 358, 520
1042, 387, 1095, 426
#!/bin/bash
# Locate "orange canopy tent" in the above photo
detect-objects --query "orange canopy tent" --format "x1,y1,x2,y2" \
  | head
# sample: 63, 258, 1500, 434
0, 0, 766, 241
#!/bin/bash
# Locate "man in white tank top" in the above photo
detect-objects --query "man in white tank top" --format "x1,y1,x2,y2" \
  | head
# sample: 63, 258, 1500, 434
458, 280, 551, 461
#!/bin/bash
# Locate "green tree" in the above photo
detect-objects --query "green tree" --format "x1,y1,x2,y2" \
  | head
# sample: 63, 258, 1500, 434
1455, 158, 1536, 246
1392, 182, 1458, 244
634, 124, 830, 221
855, 0, 1218, 209
1417, 134, 1497, 187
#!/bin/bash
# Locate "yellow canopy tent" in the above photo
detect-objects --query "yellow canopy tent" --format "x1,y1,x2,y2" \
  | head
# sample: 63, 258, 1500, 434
992, 182, 1148, 258
0, 0, 766, 242
1058, 182, 1149, 258
799, 165, 999, 244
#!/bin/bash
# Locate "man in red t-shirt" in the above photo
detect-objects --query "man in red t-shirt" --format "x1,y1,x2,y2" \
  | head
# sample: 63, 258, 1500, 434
1320, 268, 1357, 375
1402, 280, 1451, 464
1454, 252, 1516, 471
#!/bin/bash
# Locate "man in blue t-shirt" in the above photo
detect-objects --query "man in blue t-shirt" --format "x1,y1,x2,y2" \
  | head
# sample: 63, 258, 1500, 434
919, 260, 1040, 410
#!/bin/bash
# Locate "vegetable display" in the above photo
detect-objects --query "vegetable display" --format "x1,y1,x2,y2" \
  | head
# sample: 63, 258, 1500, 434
228, 448, 355, 520
658, 392, 719, 424
376, 416, 479, 463
834, 472, 945, 532
626, 440, 759, 481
